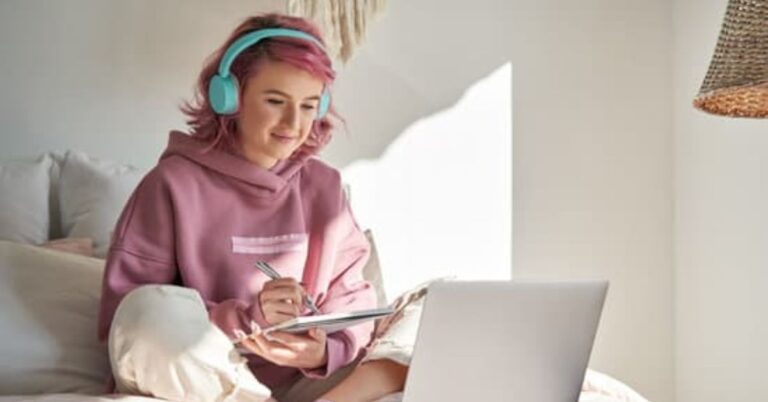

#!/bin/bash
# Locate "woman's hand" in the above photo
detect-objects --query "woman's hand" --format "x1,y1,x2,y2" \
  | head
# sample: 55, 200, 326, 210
258, 278, 306, 326
241, 328, 328, 369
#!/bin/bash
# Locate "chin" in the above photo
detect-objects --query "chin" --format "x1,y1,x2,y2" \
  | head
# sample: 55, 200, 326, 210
268, 149, 296, 161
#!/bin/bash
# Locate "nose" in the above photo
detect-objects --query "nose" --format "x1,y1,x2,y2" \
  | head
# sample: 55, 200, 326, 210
280, 104, 301, 131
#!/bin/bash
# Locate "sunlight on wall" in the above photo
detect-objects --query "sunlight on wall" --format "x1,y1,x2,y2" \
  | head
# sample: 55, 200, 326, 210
342, 63, 512, 300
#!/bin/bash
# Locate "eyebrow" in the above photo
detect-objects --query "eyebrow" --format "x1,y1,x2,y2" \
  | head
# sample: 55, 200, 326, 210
263, 89, 321, 101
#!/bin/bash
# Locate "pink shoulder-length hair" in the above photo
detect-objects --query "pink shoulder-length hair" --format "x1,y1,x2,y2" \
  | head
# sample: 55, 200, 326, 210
180, 14, 337, 158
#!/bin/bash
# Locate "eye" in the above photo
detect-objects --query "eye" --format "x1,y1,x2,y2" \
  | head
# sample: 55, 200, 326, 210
266, 98, 285, 105
301, 104, 316, 111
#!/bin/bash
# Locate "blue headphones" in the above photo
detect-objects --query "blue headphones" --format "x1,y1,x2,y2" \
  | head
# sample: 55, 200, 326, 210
208, 28, 331, 119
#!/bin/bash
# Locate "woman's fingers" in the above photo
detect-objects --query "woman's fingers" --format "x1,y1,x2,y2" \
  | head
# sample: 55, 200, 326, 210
308, 327, 327, 342
258, 278, 311, 325
240, 337, 265, 356
260, 286, 303, 306
243, 331, 327, 369
261, 301, 299, 325
249, 333, 298, 363
262, 301, 300, 318
267, 331, 314, 349
259, 288, 302, 326
262, 278, 303, 291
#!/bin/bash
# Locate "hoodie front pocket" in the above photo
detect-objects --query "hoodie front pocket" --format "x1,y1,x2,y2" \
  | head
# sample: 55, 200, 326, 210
231, 233, 309, 255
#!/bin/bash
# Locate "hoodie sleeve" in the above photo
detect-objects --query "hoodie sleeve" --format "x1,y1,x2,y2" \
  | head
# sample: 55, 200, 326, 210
302, 197, 377, 378
206, 298, 269, 339
97, 167, 270, 342
97, 169, 178, 342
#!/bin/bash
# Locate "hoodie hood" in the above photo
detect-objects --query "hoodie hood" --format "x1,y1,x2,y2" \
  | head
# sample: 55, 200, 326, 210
160, 130, 309, 194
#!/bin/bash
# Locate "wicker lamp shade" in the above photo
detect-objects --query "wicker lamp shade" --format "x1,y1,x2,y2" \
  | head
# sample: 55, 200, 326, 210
693, 0, 768, 118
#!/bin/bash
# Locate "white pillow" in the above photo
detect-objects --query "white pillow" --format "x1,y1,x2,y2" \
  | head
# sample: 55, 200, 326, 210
58, 151, 145, 258
47, 151, 67, 240
0, 154, 53, 245
362, 229, 387, 307
0, 241, 109, 394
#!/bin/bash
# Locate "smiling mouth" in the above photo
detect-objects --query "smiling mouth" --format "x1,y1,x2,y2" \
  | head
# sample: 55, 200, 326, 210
271, 133, 297, 141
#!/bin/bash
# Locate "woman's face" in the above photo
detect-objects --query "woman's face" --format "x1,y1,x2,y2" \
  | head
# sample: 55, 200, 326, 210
236, 59, 325, 169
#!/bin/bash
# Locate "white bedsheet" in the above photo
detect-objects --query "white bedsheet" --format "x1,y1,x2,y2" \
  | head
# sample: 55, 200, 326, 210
0, 394, 402, 402
0, 396, 162, 402
0, 394, 640, 402
0, 368, 650, 402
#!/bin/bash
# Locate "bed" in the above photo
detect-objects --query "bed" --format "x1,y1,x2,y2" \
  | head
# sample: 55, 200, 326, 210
0, 151, 650, 402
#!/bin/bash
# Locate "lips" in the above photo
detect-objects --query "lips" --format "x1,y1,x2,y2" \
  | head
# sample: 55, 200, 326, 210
271, 133, 297, 142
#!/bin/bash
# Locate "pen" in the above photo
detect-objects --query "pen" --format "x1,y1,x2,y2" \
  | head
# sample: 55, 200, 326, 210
254, 261, 321, 315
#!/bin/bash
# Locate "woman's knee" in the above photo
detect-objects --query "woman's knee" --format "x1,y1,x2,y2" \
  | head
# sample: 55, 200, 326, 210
108, 285, 261, 399
109, 285, 212, 362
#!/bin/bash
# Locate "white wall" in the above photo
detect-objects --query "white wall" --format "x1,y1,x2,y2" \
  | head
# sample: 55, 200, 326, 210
673, 1, 768, 401
340, 63, 513, 299
0, 1, 674, 401
331, 2, 675, 400
0, 0, 284, 168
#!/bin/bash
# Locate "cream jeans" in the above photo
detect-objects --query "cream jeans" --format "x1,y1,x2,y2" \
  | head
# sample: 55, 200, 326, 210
108, 285, 423, 402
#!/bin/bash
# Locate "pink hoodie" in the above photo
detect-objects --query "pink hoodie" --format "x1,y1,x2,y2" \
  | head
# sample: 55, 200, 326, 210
98, 131, 376, 389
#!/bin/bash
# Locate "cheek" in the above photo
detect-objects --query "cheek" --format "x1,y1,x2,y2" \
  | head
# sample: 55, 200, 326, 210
240, 107, 273, 132
300, 120, 315, 140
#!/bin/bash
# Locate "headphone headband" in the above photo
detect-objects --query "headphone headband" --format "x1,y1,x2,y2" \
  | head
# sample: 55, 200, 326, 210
217, 28, 326, 77
208, 27, 331, 118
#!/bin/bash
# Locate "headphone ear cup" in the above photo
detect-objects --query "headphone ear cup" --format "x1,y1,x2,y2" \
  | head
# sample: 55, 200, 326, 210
208, 75, 240, 115
316, 90, 330, 120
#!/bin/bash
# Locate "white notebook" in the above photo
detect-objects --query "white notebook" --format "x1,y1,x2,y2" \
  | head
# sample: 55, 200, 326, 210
263, 307, 395, 334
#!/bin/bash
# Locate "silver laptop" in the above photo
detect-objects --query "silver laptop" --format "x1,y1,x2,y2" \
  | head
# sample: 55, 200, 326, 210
402, 280, 608, 402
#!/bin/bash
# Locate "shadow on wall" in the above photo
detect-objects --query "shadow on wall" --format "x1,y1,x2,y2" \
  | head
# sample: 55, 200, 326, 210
322, 0, 515, 169
340, 63, 512, 300
314, 1, 516, 299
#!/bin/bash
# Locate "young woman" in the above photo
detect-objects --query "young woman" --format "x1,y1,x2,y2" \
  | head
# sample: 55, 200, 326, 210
97, 13, 409, 402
